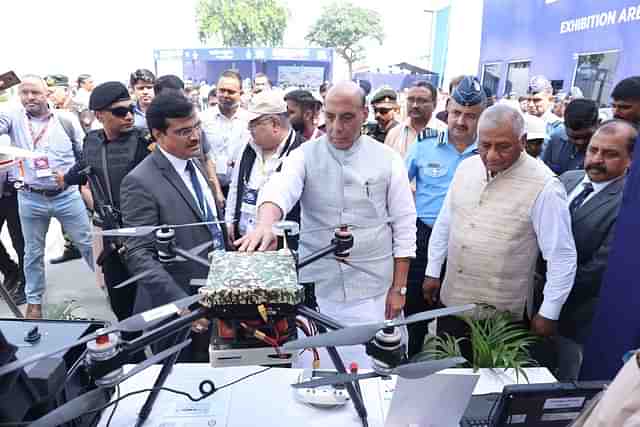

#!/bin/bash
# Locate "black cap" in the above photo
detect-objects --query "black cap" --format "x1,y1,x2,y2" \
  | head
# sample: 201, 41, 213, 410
371, 88, 398, 107
89, 81, 131, 111
44, 74, 69, 88
284, 89, 322, 109
451, 76, 486, 107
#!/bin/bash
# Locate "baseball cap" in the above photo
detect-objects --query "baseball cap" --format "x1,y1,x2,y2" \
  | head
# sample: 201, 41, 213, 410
247, 90, 287, 121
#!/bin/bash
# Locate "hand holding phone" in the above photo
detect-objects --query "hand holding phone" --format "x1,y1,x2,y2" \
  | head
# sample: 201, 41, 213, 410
0, 71, 20, 91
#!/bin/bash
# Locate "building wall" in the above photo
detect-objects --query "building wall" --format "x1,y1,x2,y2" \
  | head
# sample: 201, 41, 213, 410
479, 0, 640, 103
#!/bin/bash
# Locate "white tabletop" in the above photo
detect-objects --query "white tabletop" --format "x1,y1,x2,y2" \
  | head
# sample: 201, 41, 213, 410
97, 365, 557, 427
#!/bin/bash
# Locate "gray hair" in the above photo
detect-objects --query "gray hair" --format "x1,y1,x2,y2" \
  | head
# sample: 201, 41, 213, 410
478, 104, 525, 140
19, 74, 48, 89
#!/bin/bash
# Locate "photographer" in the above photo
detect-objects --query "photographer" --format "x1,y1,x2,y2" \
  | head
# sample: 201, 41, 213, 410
58, 81, 152, 320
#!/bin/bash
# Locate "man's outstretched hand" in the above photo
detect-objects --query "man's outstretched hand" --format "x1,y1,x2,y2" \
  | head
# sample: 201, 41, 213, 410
234, 224, 277, 252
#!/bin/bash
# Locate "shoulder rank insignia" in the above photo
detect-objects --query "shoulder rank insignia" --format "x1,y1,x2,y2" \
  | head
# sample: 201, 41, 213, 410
147, 142, 157, 152
417, 127, 439, 142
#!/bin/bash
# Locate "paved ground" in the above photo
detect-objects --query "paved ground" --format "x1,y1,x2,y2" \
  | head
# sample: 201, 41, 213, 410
0, 218, 117, 323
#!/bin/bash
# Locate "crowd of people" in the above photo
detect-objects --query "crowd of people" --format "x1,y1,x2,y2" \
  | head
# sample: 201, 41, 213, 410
1, 67, 639, 379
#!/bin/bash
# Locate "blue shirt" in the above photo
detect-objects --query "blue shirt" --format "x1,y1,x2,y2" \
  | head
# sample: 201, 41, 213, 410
133, 102, 147, 129
406, 130, 478, 225
0, 107, 83, 189
542, 124, 585, 175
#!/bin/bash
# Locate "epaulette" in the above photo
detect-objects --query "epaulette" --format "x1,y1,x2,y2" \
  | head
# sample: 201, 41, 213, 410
417, 127, 439, 142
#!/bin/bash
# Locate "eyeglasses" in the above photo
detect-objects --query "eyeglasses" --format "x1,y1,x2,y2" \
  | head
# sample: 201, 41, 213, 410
106, 104, 135, 118
248, 116, 273, 132
374, 108, 392, 115
172, 121, 202, 138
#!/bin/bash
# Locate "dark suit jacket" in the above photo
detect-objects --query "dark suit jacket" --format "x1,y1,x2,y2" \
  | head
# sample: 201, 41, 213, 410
559, 170, 625, 343
120, 148, 228, 314
542, 125, 586, 175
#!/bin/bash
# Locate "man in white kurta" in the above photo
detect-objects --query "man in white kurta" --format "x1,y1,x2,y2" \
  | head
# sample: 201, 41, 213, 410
236, 81, 417, 368
423, 104, 577, 345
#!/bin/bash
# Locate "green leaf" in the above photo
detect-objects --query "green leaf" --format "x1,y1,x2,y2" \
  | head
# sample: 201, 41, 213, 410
196, 0, 288, 47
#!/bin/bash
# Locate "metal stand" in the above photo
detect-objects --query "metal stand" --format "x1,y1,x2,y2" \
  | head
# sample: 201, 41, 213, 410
299, 306, 369, 427
134, 325, 192, 427
0, 282, 23, 318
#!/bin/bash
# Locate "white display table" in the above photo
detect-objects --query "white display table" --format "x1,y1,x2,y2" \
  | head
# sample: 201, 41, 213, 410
97, 365, 557, 427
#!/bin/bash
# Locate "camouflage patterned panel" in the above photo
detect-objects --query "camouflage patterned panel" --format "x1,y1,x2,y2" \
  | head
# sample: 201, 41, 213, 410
199, 250, 304, 307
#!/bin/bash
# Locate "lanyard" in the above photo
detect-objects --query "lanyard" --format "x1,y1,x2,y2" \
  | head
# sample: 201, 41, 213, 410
27, 115, 52, 149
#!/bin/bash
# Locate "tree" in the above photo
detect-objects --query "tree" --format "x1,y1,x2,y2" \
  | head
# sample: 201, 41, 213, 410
196, 0, 288, 47
306, 1, 384, 79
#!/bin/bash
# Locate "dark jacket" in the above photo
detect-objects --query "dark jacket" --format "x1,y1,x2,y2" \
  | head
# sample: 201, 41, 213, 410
232, 129, 303, 242
542, 125, 586, 175
65, 127, 151, 222
120, 149, 229, 314
558, 170, 625, 343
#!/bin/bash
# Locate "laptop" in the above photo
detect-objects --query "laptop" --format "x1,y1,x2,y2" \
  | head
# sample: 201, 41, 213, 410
460, 381, 607, 427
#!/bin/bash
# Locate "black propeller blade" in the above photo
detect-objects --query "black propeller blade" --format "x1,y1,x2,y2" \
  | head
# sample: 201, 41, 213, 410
282, 304, 476, 350
0, 294, 202, 377
28, 339, 192, 427
292, 357, 467, 389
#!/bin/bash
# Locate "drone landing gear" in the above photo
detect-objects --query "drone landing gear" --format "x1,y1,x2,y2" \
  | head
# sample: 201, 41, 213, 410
299, 306, 369, 427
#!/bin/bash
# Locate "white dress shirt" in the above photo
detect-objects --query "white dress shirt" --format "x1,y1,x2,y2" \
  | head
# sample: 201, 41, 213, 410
426, 175, 577, 320
158, 146, 218, 221
200, 106, 251, 186
567, 175, 619, 205
257, 138, 417, 258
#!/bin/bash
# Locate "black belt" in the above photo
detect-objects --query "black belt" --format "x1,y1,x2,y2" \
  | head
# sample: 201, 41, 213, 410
20, 183, 65, 197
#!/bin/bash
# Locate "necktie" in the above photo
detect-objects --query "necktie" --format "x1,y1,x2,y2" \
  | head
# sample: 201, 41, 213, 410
185, 160, 225, 250
569, 182, 594, 215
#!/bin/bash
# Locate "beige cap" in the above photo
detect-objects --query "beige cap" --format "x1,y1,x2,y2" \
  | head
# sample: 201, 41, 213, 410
524, 114, 546, 140
247, 89, 287, 121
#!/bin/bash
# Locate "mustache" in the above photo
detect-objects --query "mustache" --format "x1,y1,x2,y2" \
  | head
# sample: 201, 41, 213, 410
586, 164, 607, 173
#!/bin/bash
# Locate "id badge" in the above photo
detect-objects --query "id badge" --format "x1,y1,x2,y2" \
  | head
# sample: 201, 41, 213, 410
240, 188, 258, 216
32, 156, 53, 178
216, 154, 228, 175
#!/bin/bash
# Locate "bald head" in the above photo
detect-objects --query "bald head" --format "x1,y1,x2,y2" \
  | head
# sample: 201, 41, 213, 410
478, 105, 526, 174
326, 81, 366, 108
18, 74, 50, 117
324, 81, 368, 150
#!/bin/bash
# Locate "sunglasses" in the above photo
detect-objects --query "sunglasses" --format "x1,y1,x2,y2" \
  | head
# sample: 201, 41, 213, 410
106, 104, 135, 118
374, 108, 392, 114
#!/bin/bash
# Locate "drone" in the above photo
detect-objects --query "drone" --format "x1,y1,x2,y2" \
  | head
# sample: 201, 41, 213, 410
0, 218, 475, 427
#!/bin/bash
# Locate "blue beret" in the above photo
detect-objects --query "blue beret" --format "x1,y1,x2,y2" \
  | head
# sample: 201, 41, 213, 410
451, 76, 486, 107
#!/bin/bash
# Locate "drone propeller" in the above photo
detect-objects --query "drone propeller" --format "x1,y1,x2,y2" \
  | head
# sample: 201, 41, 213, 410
0, 145, 45, 159
292, 357, 467, 389
298, 215, 409, 236
282, 304, 476, 351
114, 241, 213, 290
0, 294, 202, 377
95, 220, 231, 237
28, 339, 192, 427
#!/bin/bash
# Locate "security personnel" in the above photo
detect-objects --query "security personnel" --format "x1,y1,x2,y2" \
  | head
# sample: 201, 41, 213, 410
60, 81, 152, 320
404, 75, 486, 356
366, 88, 399, 143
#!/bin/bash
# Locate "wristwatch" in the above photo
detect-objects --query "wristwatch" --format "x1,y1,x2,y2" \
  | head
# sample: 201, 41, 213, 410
393, 286, 407, 296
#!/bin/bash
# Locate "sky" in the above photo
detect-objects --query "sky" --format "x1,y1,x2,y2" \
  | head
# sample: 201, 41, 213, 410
1, 0, 448, 84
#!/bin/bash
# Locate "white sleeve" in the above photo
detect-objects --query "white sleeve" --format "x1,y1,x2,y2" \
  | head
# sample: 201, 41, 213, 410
531, 178, 577, 320
425, 186, 452, 278
257, 148, 306, 216
387, 151, 417, 258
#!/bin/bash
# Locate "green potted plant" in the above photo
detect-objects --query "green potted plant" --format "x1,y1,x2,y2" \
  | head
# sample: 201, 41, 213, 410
415, 308, 539, 382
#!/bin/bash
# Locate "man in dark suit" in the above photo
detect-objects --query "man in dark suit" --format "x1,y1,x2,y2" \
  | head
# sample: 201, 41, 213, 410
556, 119, 637, 380
120, 91, 228, 352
